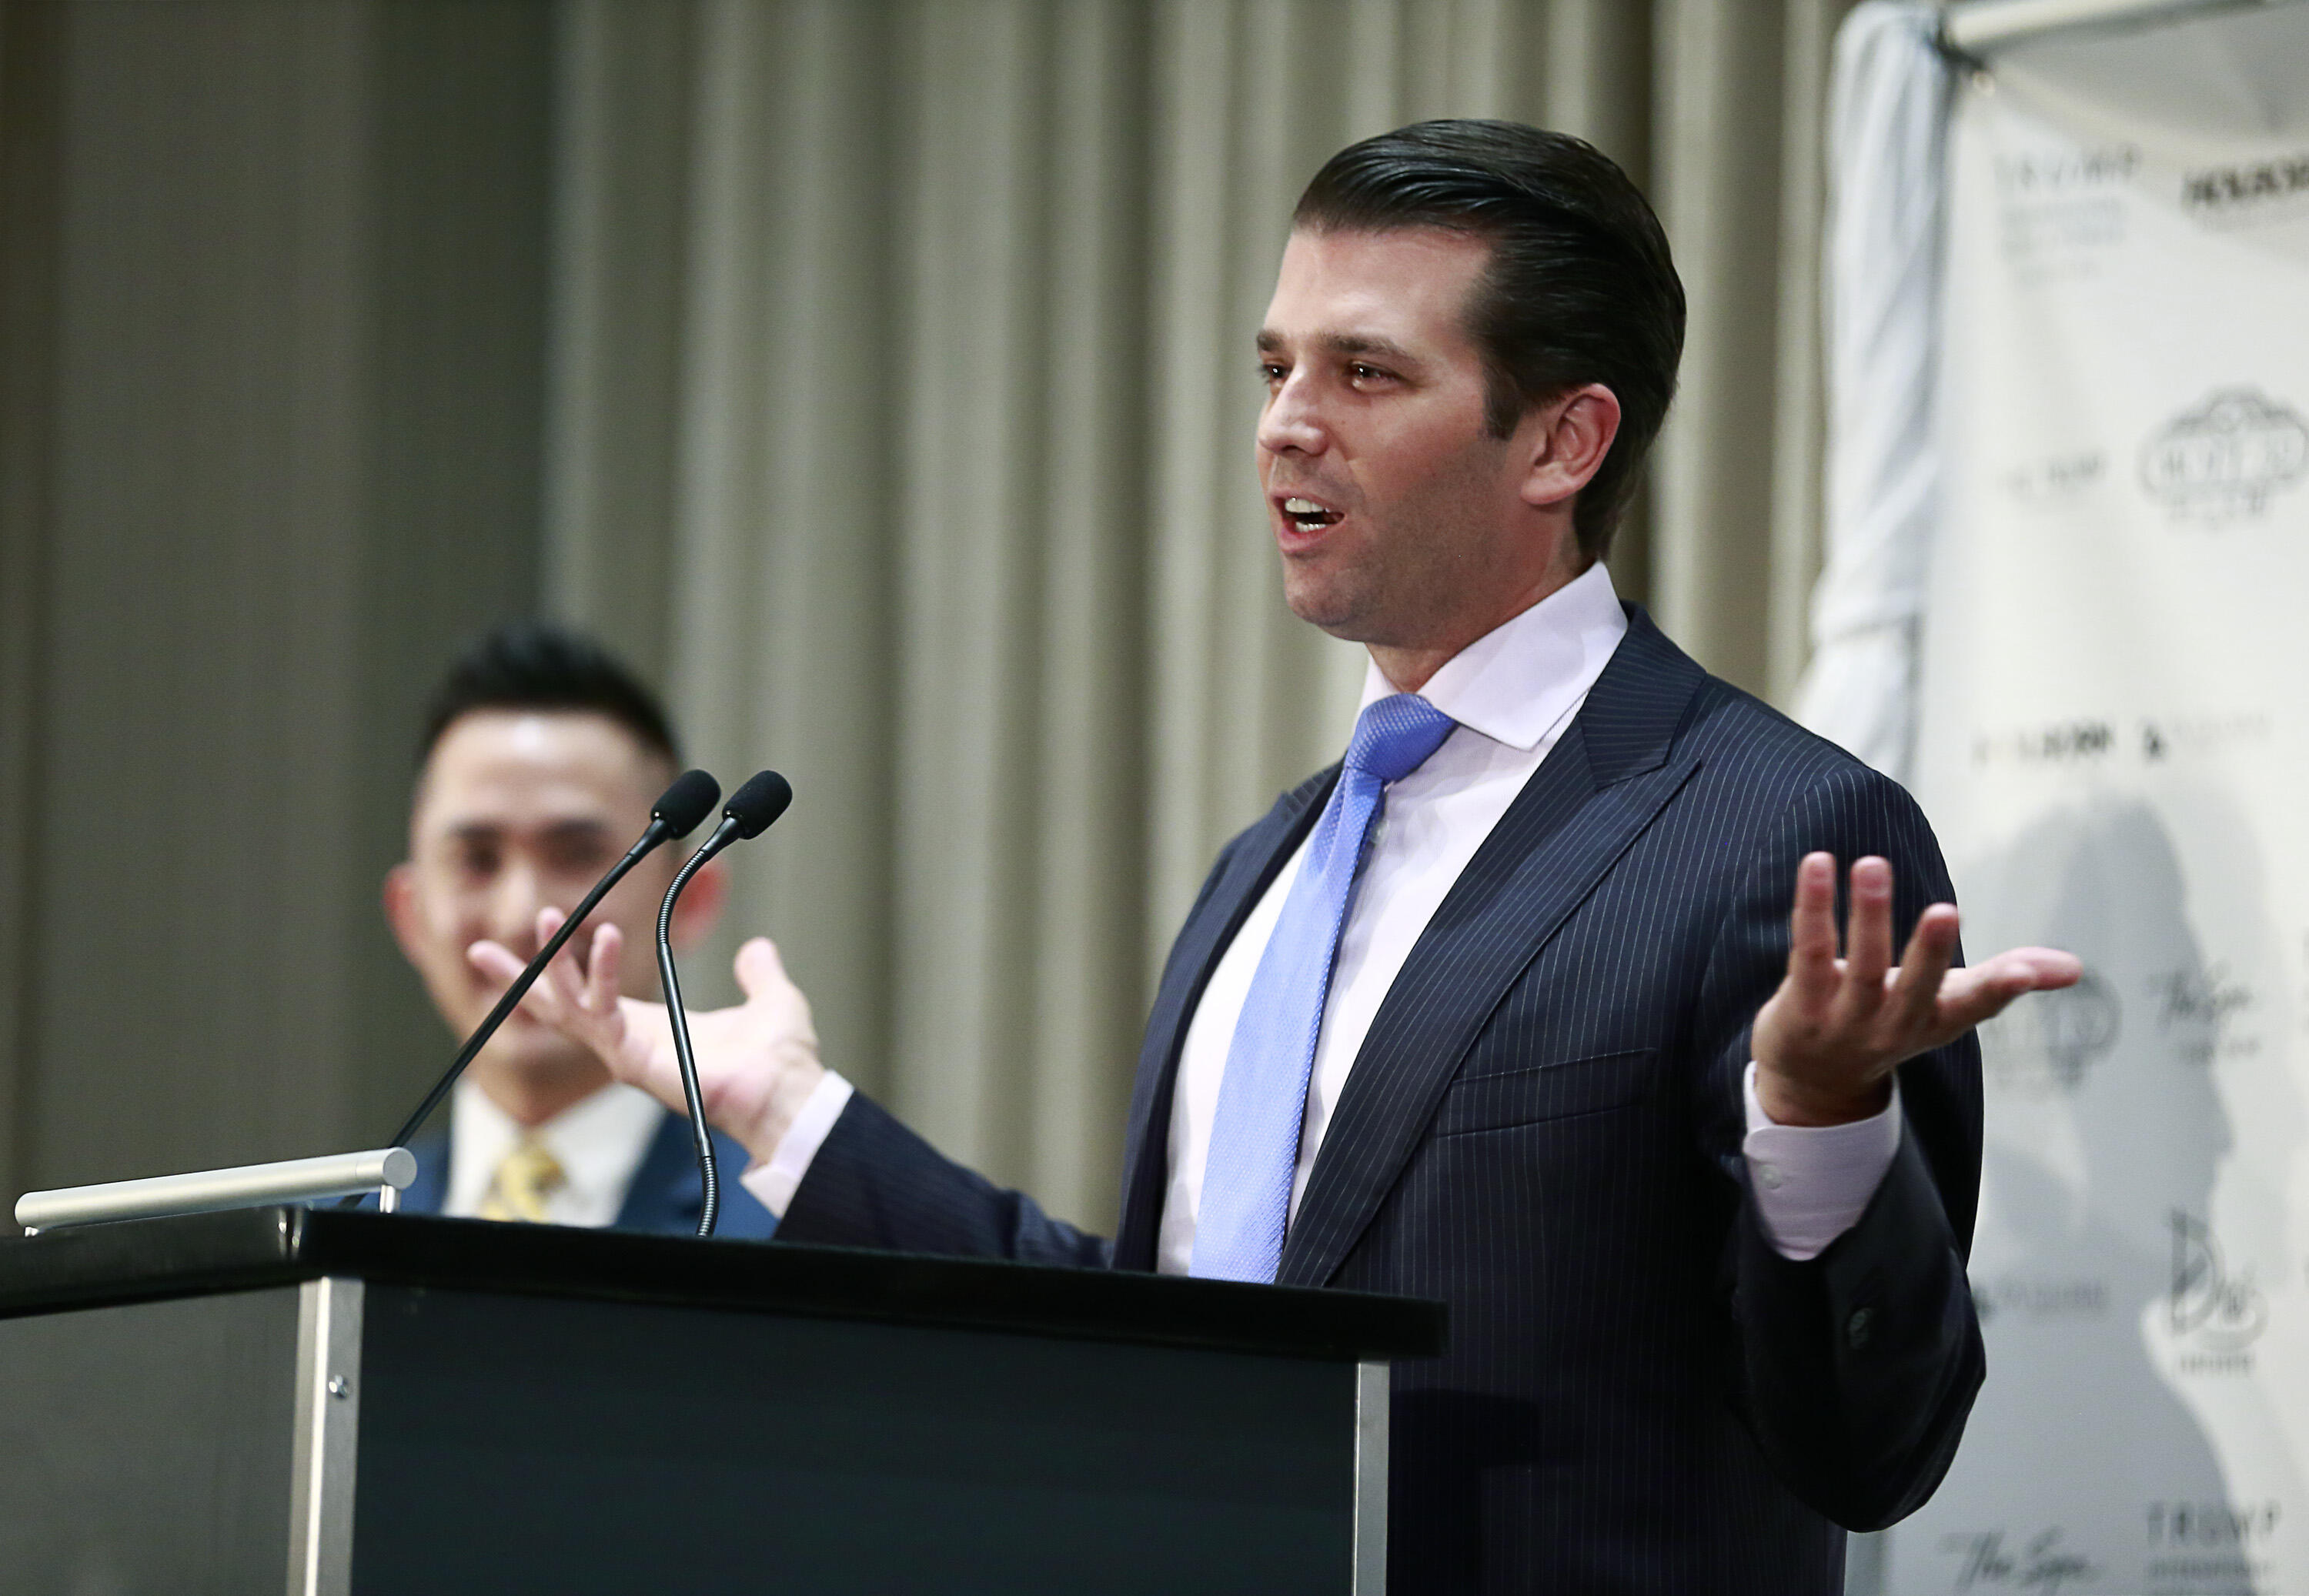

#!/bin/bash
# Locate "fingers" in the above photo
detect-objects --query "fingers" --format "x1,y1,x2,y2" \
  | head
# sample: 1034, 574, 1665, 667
1836, 858, 1896, 1017
468, 938, 526, 988
1786, 853, 1841, 1008
468, 934, 576, 1028
528, 907, 588, 1011
2000, 947, 2083, 989
1884, 902, 1960, 1033
733, 936, 791, 1000
585, 923, 624, 1014
1766, 836, 2087, 1084
1932, 947, 2084, 1037
1767, 852, 1952, 1070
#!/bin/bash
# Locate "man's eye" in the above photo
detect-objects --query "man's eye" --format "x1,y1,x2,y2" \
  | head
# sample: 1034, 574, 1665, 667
1349, 363, 1389, 384
1258, 362, 1288, 384
546, 839, 615, 875
456, 846, 500, 877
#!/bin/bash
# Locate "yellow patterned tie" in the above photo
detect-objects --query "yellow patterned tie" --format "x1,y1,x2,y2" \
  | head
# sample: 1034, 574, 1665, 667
478, 1137, 566, 1224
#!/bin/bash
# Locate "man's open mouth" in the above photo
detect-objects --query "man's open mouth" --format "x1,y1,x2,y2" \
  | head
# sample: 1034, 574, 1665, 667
1281, 496, 1344, 532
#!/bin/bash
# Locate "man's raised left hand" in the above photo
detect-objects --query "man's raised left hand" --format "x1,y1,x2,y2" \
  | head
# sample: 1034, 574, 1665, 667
1750, 853, 2081, 1127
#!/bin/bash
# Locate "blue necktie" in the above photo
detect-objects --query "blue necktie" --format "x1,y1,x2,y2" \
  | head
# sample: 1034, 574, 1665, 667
1191, 693, 1459, 1283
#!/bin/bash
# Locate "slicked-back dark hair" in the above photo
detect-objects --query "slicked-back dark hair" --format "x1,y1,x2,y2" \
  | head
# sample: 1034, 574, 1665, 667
1293, 119, 1685, 563
418, 621, 679, 771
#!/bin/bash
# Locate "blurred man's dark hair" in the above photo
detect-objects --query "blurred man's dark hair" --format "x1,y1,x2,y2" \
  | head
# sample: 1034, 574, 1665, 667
1293, 119, 1686, 563
419, 621, 679, 770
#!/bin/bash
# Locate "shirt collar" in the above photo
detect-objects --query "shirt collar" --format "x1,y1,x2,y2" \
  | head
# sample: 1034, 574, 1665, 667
448, 1076, 665, 1214
1355, 560, 1628, 752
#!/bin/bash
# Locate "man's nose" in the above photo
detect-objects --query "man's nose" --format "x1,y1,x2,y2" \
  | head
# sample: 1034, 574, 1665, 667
1257, 372, 1328, 457
485, 860, 546, 952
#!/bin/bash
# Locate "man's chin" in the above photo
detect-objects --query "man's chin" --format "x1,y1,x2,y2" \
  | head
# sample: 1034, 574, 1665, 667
1281, 570, 1372, 639
458, 1005, 546, 1047
462, 1022, 607, 1087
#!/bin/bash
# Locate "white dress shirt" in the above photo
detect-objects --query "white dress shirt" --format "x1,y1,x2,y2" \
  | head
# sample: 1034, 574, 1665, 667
1158, 563, 1628, 1270
447, 1077, 668, 1228
753, 563, 1900, 1266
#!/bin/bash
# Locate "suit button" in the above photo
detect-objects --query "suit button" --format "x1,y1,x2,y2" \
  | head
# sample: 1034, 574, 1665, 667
1847, 1307, 1873, 1349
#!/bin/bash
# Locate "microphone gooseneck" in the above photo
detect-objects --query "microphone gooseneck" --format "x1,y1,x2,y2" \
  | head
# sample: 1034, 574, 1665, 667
655, 768, 794, 1238
376, 769, 723, 1160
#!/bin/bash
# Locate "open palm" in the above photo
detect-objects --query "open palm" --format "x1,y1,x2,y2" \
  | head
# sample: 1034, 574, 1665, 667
1751, 853, 2080, 1125
469, 908, 827, 1165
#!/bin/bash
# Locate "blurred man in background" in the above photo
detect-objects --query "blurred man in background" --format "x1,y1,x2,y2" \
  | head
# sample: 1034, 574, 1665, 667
383, 622, 775, 1237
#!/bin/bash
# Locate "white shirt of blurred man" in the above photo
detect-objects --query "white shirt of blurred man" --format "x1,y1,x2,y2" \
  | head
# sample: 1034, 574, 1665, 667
384, 705, 725, 1224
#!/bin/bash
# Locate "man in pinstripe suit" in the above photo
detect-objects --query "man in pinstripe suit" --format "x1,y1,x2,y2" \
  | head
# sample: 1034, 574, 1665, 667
488, 122, 2079, 1592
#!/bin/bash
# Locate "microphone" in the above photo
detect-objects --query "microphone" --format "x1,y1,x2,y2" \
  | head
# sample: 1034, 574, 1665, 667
657, 770, 794, 1237
378, 769, 723, 1157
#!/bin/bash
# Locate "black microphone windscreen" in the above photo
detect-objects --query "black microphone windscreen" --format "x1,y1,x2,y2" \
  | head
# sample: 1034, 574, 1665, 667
723, 770, 794, 839
653, 769, 723, 838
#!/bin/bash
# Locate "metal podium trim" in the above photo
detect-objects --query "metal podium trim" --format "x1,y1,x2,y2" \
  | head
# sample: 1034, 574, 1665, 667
1352, 1360, 1390, 1594
17, 1148, 416, 1232
287, 1276, 363, 1596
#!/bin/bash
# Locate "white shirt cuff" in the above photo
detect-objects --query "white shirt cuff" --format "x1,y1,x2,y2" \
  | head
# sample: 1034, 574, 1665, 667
1741, 1061, 1903, 1262
739, 1070, 855, 1220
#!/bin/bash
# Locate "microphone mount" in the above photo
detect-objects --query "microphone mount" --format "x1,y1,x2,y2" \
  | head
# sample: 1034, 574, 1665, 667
657, 770, 793, 1238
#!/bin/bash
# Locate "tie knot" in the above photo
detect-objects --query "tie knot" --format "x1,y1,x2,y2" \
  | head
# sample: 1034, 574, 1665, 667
503, 1140, 566, 1192
1345, 693, 1456, 785
480, 1137, 569, 1224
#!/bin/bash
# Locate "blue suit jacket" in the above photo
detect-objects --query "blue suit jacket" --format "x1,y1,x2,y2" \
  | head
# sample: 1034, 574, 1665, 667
776, 608, 1984, 1594
396, 1107, 779, 1240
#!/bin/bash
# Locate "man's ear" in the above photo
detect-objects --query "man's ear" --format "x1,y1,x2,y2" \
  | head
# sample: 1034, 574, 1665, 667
1520, 382, 1622, 510
382, 863, 425, 965
669, 857, 729, 953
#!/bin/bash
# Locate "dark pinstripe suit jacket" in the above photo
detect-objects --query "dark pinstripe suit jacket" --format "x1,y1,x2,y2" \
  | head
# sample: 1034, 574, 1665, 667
780, 606, 1984, 1594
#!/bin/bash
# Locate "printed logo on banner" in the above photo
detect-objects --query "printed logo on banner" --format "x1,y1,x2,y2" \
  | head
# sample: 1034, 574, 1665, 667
1935, 1527, 2097, 1593
2181, 149, 2309, 228
2001, 449, 2107, 509
2140, 389, 2309, 521
2146, 1499, 2282, 1594
2170, 1211, 2267, 1372
1997, 142, 2139, 273
1973, 714, 2270, 768
2154, 963, 2256, 1063
1982, 968, 2121, 1094
1973, 719, 2117, 769
1998, 145, 2140, 196
1973, 1274, 2108, 1327
2140, 713, 2271, 763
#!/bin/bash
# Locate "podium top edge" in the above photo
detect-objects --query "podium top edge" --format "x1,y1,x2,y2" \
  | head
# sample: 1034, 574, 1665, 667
0, 1207, 1446, 1364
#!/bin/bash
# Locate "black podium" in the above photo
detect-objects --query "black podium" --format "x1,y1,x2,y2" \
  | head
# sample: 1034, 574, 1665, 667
0, 1208, 1442, 1594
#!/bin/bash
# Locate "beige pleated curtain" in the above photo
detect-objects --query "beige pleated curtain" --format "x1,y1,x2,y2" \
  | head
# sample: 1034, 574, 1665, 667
543, 0, 1860, 1230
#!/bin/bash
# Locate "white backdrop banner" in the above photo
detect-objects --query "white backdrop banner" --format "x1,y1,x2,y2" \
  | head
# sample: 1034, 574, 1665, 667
1886, 7, 2309, 1594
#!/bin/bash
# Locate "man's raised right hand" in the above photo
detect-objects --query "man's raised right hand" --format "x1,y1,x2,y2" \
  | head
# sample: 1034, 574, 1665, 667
469, 912, 827, 1167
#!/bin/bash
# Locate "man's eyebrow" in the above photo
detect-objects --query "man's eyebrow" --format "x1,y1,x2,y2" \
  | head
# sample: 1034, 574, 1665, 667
1322, 332, 1419, 366
1255, 328, 1422, 366
440, 816, 614, 844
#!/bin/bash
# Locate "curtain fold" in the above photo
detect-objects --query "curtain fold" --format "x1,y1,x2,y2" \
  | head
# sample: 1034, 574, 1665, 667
544, 0, 1859, 1230
1791, 0, 1949, 782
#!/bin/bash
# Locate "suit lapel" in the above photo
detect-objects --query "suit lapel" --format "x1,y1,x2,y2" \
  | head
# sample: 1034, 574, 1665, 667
615, 1109, 694, 1231
1110, 771, 1337, 1268
399, 1127, 451, 1215
1276, 608, 1708, 1287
